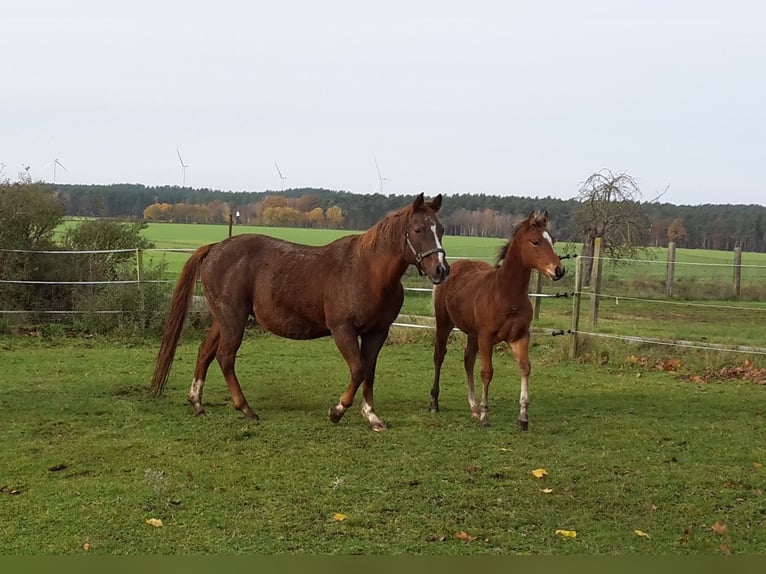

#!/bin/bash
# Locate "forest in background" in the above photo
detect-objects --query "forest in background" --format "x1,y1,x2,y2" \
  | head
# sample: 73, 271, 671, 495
53, 183, 766, 252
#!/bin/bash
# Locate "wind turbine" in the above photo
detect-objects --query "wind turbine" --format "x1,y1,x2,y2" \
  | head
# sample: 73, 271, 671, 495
374, 156, 390, 193
42, 157, 68, 183
274, 161, 287, 191
177, 148, 189, 187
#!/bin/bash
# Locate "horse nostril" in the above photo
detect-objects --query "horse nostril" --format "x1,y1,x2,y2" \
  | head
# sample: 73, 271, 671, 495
555, 266, 565, 280
441, 263, 450, 278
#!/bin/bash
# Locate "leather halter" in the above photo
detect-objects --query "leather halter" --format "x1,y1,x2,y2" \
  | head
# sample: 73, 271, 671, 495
405, 232, 446, 276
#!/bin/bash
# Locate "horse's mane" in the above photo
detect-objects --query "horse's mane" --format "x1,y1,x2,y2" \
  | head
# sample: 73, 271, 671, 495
357, 204, 411, 254
495, 211, 549, 267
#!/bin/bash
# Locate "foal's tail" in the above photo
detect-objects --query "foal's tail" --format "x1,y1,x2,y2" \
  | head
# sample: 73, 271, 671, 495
150, 243, 215, 396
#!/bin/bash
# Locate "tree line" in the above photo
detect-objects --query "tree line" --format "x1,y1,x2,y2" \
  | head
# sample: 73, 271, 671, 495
37, 181, 766, 252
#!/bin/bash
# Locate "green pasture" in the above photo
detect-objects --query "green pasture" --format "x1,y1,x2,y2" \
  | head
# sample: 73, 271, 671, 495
1, 332, 764, 555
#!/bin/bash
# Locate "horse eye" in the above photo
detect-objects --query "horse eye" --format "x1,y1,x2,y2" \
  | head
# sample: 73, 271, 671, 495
531, 240, 540, 246
414, 227, 423, 233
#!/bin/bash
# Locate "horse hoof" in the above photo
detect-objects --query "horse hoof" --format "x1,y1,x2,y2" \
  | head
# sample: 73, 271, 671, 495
480, 419, 490, 428
328, 407, 344, 424
371, 421, 388, 432
242, 408, 259, 421
192, 407, 206, 417
518, 420, 529, 431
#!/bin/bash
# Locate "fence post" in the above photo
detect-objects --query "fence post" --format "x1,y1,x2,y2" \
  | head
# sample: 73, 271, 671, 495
136, 248, 145, 318
733, 246, 742, 300
666, 241, 676, 298
589, 237, 603, 327
569, 255, 583, 359
228, 213, 233, 238
530, 269, 543, 320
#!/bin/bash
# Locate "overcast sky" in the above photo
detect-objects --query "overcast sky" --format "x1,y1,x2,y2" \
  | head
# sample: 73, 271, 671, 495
2, 0, 764, 206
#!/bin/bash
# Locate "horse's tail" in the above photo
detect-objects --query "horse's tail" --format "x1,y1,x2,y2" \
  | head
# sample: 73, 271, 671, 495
150, 243, 215, 397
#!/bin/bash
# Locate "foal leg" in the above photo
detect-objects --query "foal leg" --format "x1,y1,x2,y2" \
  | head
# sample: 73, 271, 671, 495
463, 334, 480, 419
359, 329, 389, 432
510, 335, 532, 431
430, 318, 454, 413
328, 326, 365, 425
477, 335, 495, 427
215, 309, 257, 419
188, 321, 221, 416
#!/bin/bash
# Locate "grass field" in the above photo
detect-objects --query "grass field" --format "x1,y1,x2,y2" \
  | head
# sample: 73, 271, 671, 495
4, 221, 765, 555
1, 332, 765, 555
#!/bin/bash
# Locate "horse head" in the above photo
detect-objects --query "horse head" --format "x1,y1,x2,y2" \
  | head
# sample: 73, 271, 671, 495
404, 193, 450, 284
513, 211, 565, 281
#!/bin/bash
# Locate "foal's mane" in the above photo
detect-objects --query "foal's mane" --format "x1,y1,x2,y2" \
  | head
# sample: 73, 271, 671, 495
495, 211, 550, 267
356, 204, 412, 254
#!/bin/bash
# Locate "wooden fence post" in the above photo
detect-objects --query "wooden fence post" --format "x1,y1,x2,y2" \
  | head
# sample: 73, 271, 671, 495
228, 213, 233, 238
530, 270, 543, 320
136, 248, 145, 319
569, 255, 583, 359
589, 237, 603, 327
733, 246, 742, 300
666, 241, 676, 298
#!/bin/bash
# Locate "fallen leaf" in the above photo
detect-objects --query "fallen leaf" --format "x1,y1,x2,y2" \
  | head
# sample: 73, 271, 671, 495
710, 521, 727, 535
332, 513, 346, 522
454, 531, 477, 542
634, 530, 651, 539
532, 468, 548, 479
555, 529, 577, 538
82, 543, 91, 551
753, 462, 762, 469
719, 543, 732, 555
540, 488, 554, 494
145, 518, 163, 528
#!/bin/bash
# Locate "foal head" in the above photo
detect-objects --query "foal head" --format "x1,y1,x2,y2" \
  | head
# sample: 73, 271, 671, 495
404, 193, 450, 284
500, 211, 565, 281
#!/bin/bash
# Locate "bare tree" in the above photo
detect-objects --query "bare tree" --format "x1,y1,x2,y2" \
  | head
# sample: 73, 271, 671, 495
573, 169, 650, 286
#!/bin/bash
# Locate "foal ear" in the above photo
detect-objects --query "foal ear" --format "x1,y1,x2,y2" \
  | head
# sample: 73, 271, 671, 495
412, 192, 425, 211
537, 210, 550, 226
428, 193, 443, 212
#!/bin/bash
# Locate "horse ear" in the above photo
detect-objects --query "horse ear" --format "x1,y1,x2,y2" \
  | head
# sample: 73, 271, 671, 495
412, 192, 425, 211
538, 210, 549, 225
526, 212, 537, 225
428, 194, 443, 212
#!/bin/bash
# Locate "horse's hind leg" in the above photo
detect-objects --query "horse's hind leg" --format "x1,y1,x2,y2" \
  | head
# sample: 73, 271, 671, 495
464, 334, 481, 420
430, 317, 454, 413
216, 310, 257, 420
188, 321, 221, 416
510, 335, 531, 431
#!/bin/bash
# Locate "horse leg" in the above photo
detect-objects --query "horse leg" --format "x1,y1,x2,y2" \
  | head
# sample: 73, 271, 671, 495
328, 326, 365, 425
430, 317, 454, 413
477, 335, 495, 427
359, 329, 389, 432
509, 335, 531, 431
464, 334, 480, 420
215, 310, 257, 420
188, 321, 221, 416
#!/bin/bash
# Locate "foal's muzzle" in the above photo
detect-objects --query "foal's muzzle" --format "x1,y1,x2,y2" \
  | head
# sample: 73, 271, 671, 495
553, 266, 566, 281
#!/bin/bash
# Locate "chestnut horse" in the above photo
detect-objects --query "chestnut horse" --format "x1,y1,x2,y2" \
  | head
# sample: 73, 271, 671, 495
429, 211, 564, 430
150, 193, 449, 431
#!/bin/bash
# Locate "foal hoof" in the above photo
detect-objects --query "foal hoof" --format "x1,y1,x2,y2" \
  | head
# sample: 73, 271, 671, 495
371, 421, 388, 432
242, 408, 259, 421
518, 419, 529, 431
191, 405, 206, 416
480, 418, 490, 428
